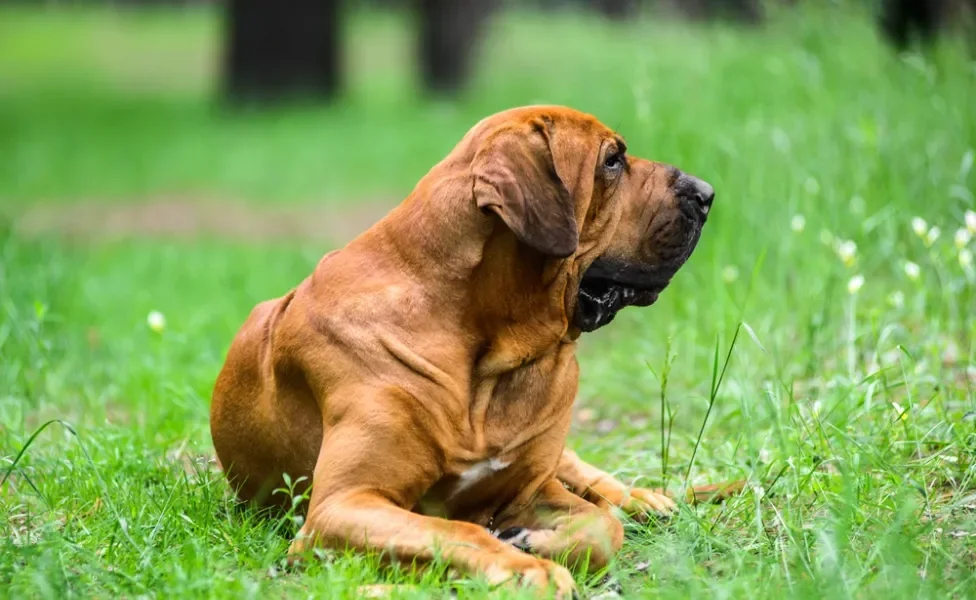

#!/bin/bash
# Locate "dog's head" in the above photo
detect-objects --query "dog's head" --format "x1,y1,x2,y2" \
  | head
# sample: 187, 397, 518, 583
467, 106, 714, 332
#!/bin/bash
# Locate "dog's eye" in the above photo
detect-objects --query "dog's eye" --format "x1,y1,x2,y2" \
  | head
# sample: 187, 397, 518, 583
604, 152, 624, 172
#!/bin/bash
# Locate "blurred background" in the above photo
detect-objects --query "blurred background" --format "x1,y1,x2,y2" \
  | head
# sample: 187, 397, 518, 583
1, 0, 972, 215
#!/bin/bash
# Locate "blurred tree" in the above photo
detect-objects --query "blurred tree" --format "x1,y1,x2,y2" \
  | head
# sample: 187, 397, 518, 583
590, 0, 640, 20
223, 0, 341, 104
879, 0, 944, 49
679, 0, 763, 23
222, 0, 494, 103
417, 0, 496, 94
878, 0, 974, 50
219, 0, 834, 105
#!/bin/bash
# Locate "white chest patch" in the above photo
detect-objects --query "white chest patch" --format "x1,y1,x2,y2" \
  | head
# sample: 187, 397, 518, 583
453, 458, 511, 496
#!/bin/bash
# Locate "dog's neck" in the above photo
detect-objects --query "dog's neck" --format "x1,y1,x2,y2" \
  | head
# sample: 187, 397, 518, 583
468, 232, 578, 374
360, 167, 581, 374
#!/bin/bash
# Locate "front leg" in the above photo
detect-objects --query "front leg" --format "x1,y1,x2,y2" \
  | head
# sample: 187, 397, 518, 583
492, 478, 624, 573
556, 448, 676, 520
557, 449, 747, 520
294, 489, 577, 597
291, 408, 576, 599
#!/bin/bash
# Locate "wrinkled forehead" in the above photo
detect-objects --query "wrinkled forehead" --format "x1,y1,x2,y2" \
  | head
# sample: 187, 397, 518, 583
466, 105, 616, 143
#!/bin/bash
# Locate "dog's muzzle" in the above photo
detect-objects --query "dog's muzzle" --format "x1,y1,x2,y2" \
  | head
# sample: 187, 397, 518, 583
573, 173, 715, 332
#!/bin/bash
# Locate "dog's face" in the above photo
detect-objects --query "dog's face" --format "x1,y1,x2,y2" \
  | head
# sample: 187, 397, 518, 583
469, 106, 714, 331
572, 142, 714, 332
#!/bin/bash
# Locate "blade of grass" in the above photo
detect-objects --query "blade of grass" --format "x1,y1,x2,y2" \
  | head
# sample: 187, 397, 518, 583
1, 419, 142, 554
684, 323, 742, 491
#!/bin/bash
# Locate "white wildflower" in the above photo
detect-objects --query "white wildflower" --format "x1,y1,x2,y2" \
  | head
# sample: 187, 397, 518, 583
966, 210, 976, 235
955, 228, 972, 248
888, 291, 905, 309
836, 240, 857, 267
752, 483, 767, 499
147, 310, 166, 333
791, 214, 806, 233
960, 248, 974, 269
925, 226, 941, 247
911, 217, 928, 237
722, 265, 740, 283
847, 274, 864, 294
904, 261, 921, 280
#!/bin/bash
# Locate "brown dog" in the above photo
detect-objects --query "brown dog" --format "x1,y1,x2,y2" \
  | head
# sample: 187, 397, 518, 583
211, 106, 717, 598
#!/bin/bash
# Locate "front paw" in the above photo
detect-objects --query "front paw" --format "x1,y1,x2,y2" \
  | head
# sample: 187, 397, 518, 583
483, 553, 577, 599
496, 526, 534, 552
617, 487, 676, 520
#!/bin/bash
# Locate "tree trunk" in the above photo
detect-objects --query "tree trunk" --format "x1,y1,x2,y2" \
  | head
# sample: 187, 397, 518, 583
681, 0, 763, 23
416, 0, 495, 95
879, 0, 945, 49
590, 0, 640, 20
223, 0, 342, 105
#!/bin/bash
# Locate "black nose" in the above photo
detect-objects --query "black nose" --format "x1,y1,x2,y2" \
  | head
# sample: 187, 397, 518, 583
676, 173, 715, 220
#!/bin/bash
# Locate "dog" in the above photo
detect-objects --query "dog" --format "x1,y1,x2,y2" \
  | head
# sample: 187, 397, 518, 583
211, 106, 720, 598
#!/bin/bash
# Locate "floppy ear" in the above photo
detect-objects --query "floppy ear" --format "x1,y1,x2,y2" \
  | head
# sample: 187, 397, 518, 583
472, 121, 579, 258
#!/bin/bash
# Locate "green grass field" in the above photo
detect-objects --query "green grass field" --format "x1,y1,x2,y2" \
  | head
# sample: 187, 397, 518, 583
1, 3, 975, 598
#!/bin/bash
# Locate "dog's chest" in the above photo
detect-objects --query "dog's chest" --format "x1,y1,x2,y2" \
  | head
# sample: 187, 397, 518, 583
412, 344, 577, 522
414, 456, 519, 522
454, 457, 512, 493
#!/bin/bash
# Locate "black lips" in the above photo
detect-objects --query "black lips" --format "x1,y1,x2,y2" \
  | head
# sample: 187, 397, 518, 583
572, 261, 669, 332
573, 204, 706, 332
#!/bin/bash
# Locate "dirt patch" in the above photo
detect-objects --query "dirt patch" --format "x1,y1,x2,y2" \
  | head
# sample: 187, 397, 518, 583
13, 195, 397, 245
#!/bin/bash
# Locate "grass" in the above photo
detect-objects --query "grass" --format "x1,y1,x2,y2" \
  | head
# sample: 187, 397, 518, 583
1, 2, 975, 598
